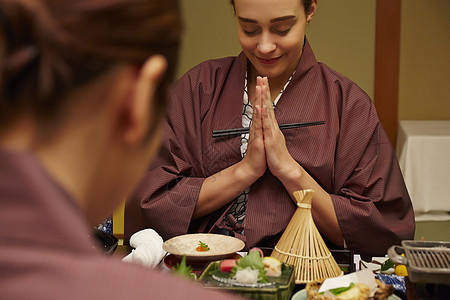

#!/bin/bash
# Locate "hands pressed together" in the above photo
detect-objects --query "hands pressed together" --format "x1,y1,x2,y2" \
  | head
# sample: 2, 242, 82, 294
243, 76, 301, 184
239, 77, 342, 244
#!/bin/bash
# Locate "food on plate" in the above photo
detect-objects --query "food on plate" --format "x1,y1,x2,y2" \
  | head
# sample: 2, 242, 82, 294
306, 269, 395, 300
263, 257, 282, 277
196, 240, 210, 252
233, 267, 261, 284
220, 249, 281, 283
219, 259, 236, 273
228, 248, 283, 283
205, 249, 285, 286
231, 250, 268, 284
163, 233, 245, 259
199, 256, 295, 299
323, 282, 370, 299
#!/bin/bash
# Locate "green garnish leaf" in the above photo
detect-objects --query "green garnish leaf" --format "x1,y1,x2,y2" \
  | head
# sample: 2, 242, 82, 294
231, 250, 268, 283
197, 240, 210, 251
326, 282, 355, 295
172, 255, 197, 280
381, 258, 395, 271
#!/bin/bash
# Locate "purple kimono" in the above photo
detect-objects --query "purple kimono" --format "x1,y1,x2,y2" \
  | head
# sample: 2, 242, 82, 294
125, 39, 414, 258
0, 149, 241, 299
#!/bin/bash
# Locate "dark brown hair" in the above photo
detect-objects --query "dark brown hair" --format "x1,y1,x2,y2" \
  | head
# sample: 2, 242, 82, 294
0, 0, 182, 134
229, 0, 313, 14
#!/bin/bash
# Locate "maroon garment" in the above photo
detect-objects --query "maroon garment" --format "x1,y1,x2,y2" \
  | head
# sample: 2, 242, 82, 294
125, 39, 415, 258
0, 149, 242, 300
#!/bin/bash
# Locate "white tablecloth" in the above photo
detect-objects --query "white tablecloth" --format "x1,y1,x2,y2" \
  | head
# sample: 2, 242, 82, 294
396, 120, 450, 221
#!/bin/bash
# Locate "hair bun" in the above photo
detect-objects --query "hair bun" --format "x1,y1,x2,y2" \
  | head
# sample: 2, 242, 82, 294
1, 0, 181, 129
1, 0, 44, 95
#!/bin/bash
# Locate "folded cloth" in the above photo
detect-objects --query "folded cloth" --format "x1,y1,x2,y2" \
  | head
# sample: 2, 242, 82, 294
122, 229, 165, 268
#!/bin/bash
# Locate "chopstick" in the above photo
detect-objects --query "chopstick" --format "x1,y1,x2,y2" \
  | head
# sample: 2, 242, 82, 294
212, 120, 325, 138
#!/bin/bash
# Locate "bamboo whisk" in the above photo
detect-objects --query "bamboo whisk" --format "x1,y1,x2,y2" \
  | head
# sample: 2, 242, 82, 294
271, 189, 343, 284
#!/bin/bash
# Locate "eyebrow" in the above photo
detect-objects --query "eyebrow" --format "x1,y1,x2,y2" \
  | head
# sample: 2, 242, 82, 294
238, 15, 296, 24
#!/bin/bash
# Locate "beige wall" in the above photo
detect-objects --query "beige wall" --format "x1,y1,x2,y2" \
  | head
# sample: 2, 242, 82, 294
307, 0, 375, 99
176, 0, 240, 78
399, 0, 450, 120
178, 0, 376, 99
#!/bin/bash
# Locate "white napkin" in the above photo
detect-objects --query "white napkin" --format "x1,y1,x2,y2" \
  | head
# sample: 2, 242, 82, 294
122, 229, 165, 268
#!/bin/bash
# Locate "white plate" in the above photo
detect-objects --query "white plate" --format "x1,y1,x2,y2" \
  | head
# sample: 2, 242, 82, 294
162, 233, 245, 261
291, 289, 402, 300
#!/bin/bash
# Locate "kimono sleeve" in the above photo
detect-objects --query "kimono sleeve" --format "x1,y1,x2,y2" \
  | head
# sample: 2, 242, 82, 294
329, 82, 415, 258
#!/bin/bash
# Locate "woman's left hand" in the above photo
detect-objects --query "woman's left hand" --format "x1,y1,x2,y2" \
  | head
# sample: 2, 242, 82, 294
258, 77, 299, 180
255, 77, 343, 246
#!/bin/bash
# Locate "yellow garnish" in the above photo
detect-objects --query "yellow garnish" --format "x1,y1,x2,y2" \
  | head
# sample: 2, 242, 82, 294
395, 264, 408, 276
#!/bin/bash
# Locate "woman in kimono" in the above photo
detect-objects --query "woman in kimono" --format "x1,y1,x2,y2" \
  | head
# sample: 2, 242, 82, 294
0, 0, 243, 299
125, 0, 415, 258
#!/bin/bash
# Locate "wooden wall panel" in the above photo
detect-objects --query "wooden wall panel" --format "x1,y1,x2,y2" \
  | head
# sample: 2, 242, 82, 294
374, 0, 401, 147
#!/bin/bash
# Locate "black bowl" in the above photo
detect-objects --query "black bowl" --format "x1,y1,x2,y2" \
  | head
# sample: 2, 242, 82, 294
92, 228, 119, 255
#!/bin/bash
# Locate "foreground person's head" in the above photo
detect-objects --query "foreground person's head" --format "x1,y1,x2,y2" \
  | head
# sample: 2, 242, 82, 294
0, 0, 182, 225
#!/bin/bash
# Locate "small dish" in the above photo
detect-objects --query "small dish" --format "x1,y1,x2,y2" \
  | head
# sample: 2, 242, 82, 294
199, 260, 295, 300
162, 233, 245, 261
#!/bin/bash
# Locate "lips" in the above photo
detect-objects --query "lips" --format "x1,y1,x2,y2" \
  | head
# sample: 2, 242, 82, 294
257, 56, 281, 65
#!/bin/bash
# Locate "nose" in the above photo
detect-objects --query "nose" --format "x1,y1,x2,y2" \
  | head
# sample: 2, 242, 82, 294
257, 32, 276, 54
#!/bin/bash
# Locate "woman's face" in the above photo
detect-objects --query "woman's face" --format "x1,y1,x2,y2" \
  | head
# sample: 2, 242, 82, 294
234, 0, 315, 81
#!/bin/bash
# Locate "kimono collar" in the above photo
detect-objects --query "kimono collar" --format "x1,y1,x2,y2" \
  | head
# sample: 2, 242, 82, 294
294, 37, 318, 78
237, 51, 248, 76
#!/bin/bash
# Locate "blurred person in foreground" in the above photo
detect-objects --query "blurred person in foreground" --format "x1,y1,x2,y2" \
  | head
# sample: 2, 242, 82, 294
0, 0, 242, 299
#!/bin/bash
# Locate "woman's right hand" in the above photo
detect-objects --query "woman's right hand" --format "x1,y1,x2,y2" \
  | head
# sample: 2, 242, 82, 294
194, 86, 266, 219
241, 85, 267, 179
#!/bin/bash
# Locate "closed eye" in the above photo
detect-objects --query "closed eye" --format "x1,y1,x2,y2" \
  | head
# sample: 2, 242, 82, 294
273, 28, 291, 36
242, 28, 260, 36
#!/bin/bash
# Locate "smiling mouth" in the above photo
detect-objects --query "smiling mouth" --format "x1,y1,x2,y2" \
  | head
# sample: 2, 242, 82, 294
257, 56, 281, 65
